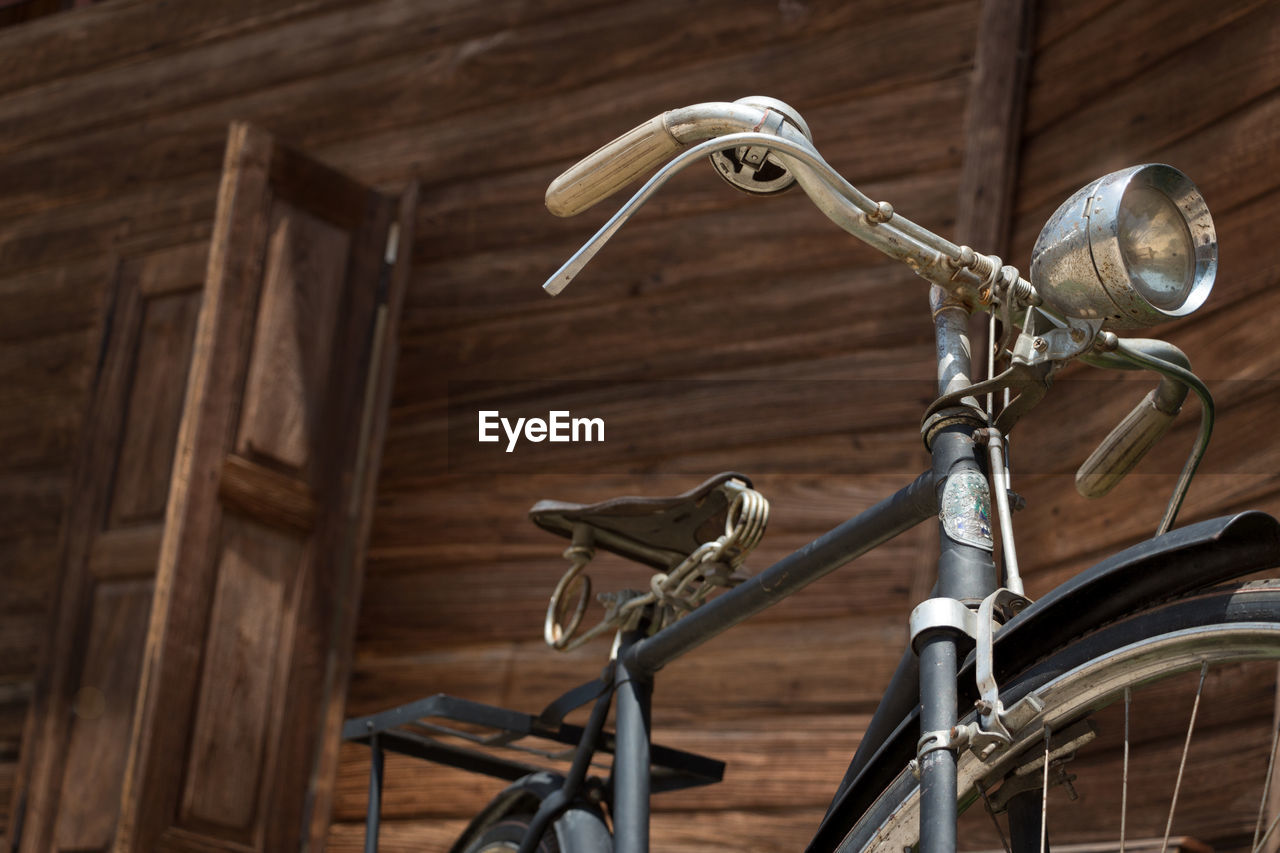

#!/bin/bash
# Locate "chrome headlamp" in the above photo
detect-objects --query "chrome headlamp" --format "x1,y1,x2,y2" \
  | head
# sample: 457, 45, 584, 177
1030, 164, 1216, 329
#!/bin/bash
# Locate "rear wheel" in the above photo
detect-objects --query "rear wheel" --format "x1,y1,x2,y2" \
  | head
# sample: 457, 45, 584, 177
462, 813, 561, 853
839, 580, 1280, 852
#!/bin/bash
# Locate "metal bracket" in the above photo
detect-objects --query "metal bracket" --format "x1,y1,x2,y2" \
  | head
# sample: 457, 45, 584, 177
909, 597, 978, 652
1010, 310, 1103, 365
709, 106, 794, 194
970, 588, 1033, 757
918, 726, 969, 762
910, 588, 1037, 763
986, 719, 1097, 812
921, 361, 1054, 442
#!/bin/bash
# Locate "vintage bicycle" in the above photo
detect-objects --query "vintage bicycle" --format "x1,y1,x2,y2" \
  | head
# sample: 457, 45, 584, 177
343, 97, 1280, 853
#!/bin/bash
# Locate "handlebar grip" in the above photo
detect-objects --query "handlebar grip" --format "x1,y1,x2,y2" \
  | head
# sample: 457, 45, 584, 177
1075, 389, 1178, 498
545, 114, 683, 217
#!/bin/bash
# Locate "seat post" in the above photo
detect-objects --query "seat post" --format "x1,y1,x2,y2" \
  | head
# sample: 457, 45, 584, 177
613, 628, 654, 853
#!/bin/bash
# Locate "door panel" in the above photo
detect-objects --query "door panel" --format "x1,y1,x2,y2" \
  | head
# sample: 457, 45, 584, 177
18, 242, 208, 853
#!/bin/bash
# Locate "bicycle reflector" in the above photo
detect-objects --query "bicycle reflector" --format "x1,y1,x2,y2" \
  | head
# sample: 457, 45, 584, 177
1030, 164, 1216, 329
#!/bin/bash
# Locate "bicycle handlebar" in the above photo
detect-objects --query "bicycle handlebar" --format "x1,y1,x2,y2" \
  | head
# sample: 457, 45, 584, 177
1075, 385, 1184, 498
546, 114, 683, 217
543, 99, 1212, 531
546, 101, 814, 216
1075, 340, 1213, 534
543, 100, 1012, 306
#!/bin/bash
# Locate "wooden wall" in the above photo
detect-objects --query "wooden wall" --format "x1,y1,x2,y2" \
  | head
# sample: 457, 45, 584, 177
334, 1, 978, 849
1009, 0, 1280, 594
1, 1, 1278, 851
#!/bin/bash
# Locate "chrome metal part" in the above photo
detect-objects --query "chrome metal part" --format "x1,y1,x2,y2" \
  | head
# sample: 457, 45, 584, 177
972, 588, 1033, 756
1031, 164, 1217, 329
921, 406, 988, 450
542, 99, 1040, 310
921, 361, 1054, 442
975, 429, 1024, 595
837, 623, 1280, 851
1160, 661, 1208, 853
985, 720, 1095, 812
909, 597, 978, 652
545, 525, 596, 649
1107, 339, 1215, 535
918, 727, 969, 760
1010, 310, 1102, 365
932, 286, 976, 399
708, 96, 810, 195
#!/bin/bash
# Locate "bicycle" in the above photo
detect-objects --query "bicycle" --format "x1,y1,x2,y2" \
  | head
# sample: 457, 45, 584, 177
343, 96, 1280, 853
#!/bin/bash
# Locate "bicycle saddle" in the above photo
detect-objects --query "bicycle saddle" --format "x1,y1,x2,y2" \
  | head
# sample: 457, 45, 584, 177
528, 472, 752, 570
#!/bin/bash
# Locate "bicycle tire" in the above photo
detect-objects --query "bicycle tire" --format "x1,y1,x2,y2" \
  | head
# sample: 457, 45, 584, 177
461, 813, 561, 853
835, 578, 1280, 852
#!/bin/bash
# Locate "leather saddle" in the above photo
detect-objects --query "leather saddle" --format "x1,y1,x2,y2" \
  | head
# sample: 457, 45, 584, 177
528, 472, 752, 570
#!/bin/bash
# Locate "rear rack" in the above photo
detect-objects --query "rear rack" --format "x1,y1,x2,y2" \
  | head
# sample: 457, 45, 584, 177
342, 691, 725, 849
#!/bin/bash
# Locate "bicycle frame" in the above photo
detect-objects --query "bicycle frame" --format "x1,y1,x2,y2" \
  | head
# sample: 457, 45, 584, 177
586, 284, 1000, 853
342, 506, 1280, 852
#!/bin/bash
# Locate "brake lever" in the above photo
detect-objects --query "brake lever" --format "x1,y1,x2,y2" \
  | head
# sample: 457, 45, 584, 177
920, 361, 1055, 441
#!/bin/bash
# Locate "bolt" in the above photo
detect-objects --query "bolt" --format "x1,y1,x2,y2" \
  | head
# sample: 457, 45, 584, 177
866, 200, 894, 224
975, 699, 995, 715
1032, 337, 1048, 352
1069, 327, 1086, 343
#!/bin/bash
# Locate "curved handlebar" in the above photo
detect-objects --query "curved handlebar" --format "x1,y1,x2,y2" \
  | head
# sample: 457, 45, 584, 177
1076, 340, 1214, 534
546, 114, 683, 217
1075, 385, 1184, 498
545, 101, 813, 217
541, 100, 1021, 307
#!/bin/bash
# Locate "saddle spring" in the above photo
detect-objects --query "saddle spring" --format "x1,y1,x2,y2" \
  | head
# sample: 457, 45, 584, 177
544, 481, 769, 651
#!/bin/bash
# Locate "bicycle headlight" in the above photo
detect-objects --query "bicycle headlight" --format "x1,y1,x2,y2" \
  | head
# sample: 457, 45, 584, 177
1030, 164, 1216, 329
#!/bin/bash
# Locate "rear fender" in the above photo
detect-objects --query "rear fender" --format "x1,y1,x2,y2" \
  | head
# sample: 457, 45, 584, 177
448, 771, 612, 853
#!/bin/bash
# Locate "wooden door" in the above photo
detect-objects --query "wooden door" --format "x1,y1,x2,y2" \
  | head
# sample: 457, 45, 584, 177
113, 123, 414, 853
15, 122, 414, 853
14, 241, 209, 853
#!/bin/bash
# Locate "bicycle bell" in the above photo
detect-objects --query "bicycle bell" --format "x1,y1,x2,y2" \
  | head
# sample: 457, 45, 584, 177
1030, 163, 1217, 329
709, 96, 813, 196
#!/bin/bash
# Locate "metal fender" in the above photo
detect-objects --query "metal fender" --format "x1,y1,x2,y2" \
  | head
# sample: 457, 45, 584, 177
448, 771, 613, 853
810, 510, 1280, 852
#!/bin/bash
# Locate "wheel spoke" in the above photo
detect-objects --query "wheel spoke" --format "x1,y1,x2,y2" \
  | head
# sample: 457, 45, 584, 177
1256, 809, 1280, 853
1160, 662, 1208, 853
1121, 686, 1130, 853
1041, 726, 1050, 853
977, 781, 1012, 853
1255, 666, 1280, 853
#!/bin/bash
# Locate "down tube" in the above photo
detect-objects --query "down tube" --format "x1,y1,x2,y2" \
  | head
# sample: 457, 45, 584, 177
622, 470, 937, 678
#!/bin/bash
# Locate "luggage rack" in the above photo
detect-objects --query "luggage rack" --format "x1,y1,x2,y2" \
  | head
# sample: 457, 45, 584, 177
342, 692, 725, 850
